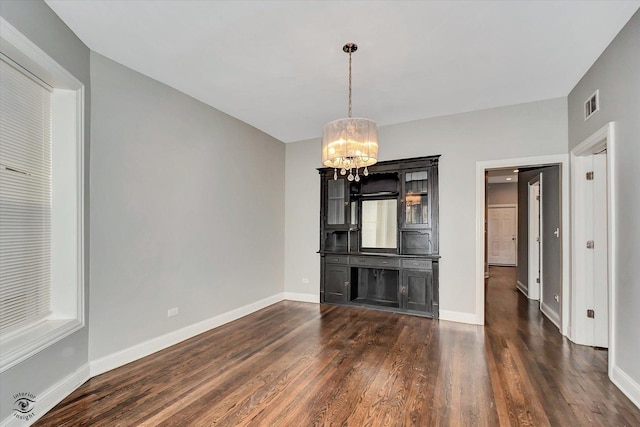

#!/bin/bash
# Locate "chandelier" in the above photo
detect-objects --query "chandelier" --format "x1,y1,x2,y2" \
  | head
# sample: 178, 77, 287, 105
322, 43, 379, 181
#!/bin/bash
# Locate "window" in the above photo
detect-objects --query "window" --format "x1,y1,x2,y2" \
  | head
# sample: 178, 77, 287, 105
0, 57, 53, 334
0, 18, 85, 372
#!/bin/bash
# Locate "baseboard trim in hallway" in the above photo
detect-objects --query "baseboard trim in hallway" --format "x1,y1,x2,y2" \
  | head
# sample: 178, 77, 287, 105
540, 300, 561, 328
516, 280, 528, 297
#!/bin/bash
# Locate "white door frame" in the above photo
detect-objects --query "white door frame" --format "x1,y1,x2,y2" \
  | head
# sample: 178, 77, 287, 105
487, 204, 517, 266
475, 154, 570, 336
570, 122, 616, 376
527, 179, 541, 300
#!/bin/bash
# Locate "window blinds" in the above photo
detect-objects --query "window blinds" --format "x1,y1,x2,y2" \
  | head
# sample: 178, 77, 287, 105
0, 58, 52, 333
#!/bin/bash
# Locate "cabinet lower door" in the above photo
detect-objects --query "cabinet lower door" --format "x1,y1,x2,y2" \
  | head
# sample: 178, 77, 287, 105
325, 265, 350, 303
402, 270, 433, 314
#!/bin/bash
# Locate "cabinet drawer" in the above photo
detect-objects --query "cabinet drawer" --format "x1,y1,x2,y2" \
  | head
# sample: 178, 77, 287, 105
325, 255, 348, 264
401, 259, 432, 270
350, 256, 369, 266
351, 256, 400, 268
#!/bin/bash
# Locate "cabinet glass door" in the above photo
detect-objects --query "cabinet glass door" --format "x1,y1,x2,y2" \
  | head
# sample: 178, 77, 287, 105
327, 179, 347, 225
404, 171, 429, 226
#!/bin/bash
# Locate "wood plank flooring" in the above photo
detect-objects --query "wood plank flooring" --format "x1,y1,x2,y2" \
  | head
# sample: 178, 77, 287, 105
35, 267, 640, 426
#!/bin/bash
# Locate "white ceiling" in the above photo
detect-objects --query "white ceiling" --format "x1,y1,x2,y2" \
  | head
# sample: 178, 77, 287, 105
45, 1, 639, 143
488, 169, 519, 184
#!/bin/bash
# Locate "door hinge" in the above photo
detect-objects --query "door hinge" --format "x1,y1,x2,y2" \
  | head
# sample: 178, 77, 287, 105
536, 277, 540, 283
586, 171, 594, 180
586, 240, 595, 249
587, 309, 595, 318
536, 195, 540, 200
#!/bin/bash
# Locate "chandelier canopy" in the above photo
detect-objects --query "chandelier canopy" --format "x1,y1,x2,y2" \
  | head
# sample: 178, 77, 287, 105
322, 43, 379, 181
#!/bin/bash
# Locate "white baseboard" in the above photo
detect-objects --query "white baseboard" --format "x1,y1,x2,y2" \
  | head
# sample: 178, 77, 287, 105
1, 363, 89, 427
516, 280, 528, 297
439, 310, 479, 325
90, 293, 285, 377
540, 301, 561, 328
284, 292, 319, 303
611, 364, 640, 409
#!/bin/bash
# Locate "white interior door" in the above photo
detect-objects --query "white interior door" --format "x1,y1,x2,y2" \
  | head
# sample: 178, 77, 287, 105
528, 181, 541, 300
488, 206, 517, 265
572, 136, 612, 348
592, 152, 608, 347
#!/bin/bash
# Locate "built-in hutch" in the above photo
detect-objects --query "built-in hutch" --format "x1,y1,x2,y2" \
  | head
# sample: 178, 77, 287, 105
319, 155, 440, 318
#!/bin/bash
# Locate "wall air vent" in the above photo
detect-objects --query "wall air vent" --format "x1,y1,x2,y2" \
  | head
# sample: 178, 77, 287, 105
584, 90, 599, 120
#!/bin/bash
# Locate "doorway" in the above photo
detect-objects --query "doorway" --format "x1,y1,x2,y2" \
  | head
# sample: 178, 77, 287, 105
486, 165, 561, 327
475, 154, 569, 333
571, 123, 614, 359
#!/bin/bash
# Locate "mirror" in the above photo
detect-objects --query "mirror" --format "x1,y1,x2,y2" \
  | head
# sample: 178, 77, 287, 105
361, 199, 397, 249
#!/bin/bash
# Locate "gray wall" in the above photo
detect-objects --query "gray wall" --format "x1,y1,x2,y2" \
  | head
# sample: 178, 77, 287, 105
0, 0, 91, 421
540, 165, 562, 322
487, 183, 517, 205
568, 10, 640, 389
89, 52, 285, 361
285, 98, 568, 318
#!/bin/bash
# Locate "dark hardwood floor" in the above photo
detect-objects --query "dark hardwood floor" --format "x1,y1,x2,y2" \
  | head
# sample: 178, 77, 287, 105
36, 266, 640, 426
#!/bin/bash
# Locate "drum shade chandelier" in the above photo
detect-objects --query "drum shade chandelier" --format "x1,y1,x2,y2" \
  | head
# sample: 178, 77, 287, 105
322, 43, 378, 181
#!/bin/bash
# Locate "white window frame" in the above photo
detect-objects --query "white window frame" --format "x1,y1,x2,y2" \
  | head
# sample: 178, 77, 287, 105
0, 17, 85, 373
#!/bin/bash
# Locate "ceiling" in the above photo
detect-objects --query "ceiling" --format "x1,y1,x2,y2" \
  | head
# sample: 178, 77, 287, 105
45, 1, 639, 143
488, 169, 519, 184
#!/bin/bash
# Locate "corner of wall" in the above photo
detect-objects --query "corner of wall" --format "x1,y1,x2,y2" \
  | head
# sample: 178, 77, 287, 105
611, 365, 640, 409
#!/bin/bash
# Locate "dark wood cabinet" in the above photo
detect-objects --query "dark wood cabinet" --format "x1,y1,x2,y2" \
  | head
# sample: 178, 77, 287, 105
402, 269, 432, 314
324, 263, 350, 303
319, 156, 440, 318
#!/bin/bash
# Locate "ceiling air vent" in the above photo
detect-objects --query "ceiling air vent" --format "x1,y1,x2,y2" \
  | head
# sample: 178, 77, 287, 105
584, 90, 599, 120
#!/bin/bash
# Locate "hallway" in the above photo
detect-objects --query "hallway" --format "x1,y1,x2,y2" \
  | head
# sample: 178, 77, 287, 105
484, 266, 639, 425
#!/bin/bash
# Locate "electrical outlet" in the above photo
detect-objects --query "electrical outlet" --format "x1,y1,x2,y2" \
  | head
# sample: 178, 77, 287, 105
167, 307, 179, 317
302, 278, 309, 284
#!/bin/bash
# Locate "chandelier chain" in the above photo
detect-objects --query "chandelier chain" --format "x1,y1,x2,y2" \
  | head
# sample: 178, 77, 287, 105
348, 50, 352, 118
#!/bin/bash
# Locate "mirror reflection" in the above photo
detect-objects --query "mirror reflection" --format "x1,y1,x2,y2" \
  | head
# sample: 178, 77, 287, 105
361, 199, 397, 248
